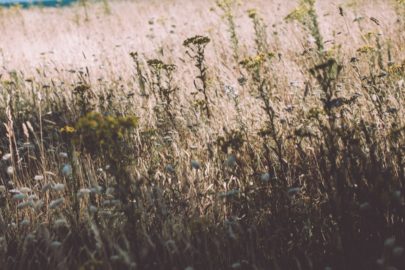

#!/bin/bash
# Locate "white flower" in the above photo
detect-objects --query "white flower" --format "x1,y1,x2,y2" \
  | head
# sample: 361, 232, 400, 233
393, 246, 404, 257
2, 153, 12, 161
77, 188, 91, 198
52, 183, 65, 191
49, 198, 64, 209
59, 152, 68, 158
50, 241, 62, 249
41, 183, 52, 193
231, 262, 241, 269
28, 194, 38, 201
17, 201, 33, 209
288, 187, 301, 195
54, 219, 67, 227
89, 205, 98, 213
260, 173, 271, 182
110, 255, 120, 261
20, 187, 32, 193
6, 166, 14, 176
90, 186, 103, 194
34, 175, 44, 181
12, 193, 27, 201
224, 84, 238, 98
62, 164, 72, 177
20, 219, 30, 226
371, 94, 378, 102
34, 200, 44, 210
384, 237, 396, 248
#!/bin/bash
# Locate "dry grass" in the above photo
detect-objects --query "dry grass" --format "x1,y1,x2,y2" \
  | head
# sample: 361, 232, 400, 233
0, 0, 404, 269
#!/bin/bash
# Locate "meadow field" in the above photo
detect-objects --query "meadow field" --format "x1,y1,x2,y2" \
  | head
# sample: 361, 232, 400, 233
0, 0, 404, 269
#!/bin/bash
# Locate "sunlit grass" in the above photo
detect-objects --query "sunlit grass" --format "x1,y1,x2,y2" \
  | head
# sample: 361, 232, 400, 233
0, 0, 404, 269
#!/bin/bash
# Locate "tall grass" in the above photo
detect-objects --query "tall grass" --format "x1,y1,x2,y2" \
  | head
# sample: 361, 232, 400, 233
0, 0, 404, 269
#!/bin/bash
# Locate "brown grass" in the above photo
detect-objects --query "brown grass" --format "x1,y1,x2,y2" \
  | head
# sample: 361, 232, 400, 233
0, 0, 404, 269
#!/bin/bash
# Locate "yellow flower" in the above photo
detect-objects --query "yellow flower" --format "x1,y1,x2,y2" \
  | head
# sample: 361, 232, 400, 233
388, 63, 404, 76
60, 125, 76, 133
285, 0, 314, 24
357, 45, 375, 54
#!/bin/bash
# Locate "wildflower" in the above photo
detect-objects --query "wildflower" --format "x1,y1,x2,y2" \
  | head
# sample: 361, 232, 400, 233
357, 45, 375, 54
288, 187, 301, 195
89, 205, 98, 213
9, 188, 20, 194
77, 188, 91, 198
225, 155, 237, 167
384, 237, 396, 248
90, 185, 103, 194
6, 166, 14, 176
393, 246, 404, 257
25, 234, 35, 241
237, 76, 247, 86
223, 85, 238, 98
62, 164, 73, 177
392, 190, 401, 201
147, 59, 165, 70
239, 53, 269, 69
284, 0, 312, 24
183, 35, 210, 47
2, 153, 11, 161
60, 125, 76, 133
41, 183, 52, 193
20, 187, 32, 193
74, 112, 138, 156
28, 194, 38, 201
17, 201, 33, 209
219, 189, 240, 198
371, 94, 378, 102
387, 63, 404, 76
20, 219, 30, 226
231, 262, 241, 269
165, 164, 175, 174
49, 198, 64, 209
247, 8, 257, 18
52, 183, 65, 191
33, 200, 44, 210
34, 175, 44, 181
102, 199, 121, 207
9, 222, 17, 229
54, 219, 67, 227
12, 193, 27, 201
110, 255, 120, 261
50, 241, 62, 249
191, 160, 201, 170
59, 152, 68, 158
105, 187, 115, 195
260, 173, 271, 182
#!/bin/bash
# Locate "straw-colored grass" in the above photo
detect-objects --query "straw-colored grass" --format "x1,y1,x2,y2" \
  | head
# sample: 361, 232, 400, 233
0, 0, 404, 269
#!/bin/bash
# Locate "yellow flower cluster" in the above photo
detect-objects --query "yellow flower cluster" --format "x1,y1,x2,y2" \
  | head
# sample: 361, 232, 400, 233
284, 0, 314, 24
60, 125, 76, 134
60, 112, 138, 155
357, 45, 375, 54
388, 63, 405, 76
239, 53, 274, 69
